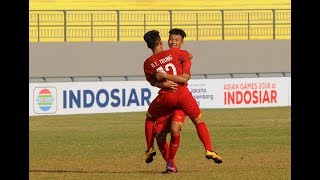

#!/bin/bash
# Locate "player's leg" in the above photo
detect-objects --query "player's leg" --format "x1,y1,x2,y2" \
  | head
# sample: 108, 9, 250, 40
154, 113, 172, 162
145, 112, 156, 163
179, 91, 223, 164
167, 110, 185, 163
162, 110, 186, 173
192, 115, 223, 164
145, 93, 175, 164
162, 161, 178, 174
155, 132, 169, 162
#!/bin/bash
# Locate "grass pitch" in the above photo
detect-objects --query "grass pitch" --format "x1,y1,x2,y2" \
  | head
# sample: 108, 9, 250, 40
30, 107, 291, 179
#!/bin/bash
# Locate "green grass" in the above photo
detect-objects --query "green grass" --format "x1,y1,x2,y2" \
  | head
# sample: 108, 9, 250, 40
30, 107, 291, 179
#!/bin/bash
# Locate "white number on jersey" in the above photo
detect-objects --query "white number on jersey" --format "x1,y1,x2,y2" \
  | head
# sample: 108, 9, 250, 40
156, 63, 177, 75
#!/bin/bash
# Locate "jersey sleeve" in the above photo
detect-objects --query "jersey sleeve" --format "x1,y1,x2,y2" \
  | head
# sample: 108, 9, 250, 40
144, 61, 155, 84
170, 48, 192, 75
181, 50, 193, 61
179, 49, 192, 62
169, 48, 191, 61
182, 59, 191, 75
176, 49, 192, 74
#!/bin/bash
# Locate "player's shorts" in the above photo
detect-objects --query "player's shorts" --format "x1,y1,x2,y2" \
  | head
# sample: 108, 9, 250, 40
154, 109, 186, 134
148, 91, 178, 118
148, 86, 201, 120
176, 88, 201, 119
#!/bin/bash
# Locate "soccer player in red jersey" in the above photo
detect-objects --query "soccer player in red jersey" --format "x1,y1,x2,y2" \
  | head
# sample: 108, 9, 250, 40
143, 30, 223, 173
147, 29, 190, 172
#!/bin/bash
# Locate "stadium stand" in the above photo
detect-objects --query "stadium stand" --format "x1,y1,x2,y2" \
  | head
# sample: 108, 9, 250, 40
29, 0, 290, 82
30, 0, 291, 10
29, 0, 291, 42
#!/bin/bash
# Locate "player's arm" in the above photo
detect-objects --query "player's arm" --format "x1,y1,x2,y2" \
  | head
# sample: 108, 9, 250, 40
174, 49, 192, 83
151, 80, 179, 90
146, 64, 179, 90
155, 50, 192, 84
156, 71, 190, 84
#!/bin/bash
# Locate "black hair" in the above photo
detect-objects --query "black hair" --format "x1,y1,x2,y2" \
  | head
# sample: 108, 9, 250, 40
169, 28, 186, 39
143, 30, 161, 49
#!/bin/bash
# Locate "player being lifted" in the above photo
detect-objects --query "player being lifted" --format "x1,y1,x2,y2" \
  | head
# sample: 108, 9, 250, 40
143, 29, 223, 173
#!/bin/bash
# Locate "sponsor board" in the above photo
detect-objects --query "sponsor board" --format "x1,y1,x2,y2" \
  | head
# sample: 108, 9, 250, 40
29, 77, 291, 116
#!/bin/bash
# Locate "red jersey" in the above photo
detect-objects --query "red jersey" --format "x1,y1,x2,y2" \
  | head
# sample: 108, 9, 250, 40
144, 48, 191, 94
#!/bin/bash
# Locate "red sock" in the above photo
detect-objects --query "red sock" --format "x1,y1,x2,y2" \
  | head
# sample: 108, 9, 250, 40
156, 138, 169, 161
168, 133, 180, 162
145, 117, 155, 150
196, 122, 213, 151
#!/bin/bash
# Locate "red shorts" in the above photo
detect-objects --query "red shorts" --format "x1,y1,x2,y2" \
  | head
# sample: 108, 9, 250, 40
154, 109, 186, 134
148, 86, 201, 120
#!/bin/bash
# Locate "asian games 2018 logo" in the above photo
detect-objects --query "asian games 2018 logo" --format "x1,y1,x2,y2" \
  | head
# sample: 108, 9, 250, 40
34, 87, 57, 114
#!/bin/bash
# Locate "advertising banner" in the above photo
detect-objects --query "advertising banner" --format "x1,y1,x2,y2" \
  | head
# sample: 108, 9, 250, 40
29, 77, 291, 116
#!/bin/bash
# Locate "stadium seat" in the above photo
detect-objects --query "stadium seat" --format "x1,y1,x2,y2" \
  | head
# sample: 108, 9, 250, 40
206, 74, 232, 79
29, 5, 291, 42
232, 73, 258, 78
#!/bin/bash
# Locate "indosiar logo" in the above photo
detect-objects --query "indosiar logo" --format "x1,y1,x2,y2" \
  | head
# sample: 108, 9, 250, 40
34, 87, 57, 114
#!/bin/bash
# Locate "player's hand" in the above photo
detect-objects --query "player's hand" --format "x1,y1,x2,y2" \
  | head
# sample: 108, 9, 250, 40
155, 71, 167, 81
189, 53, 193, 59
162, 80, 178, 91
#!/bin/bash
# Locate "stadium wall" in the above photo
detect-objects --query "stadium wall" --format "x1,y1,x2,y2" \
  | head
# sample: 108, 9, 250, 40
29, 40, 290, 77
